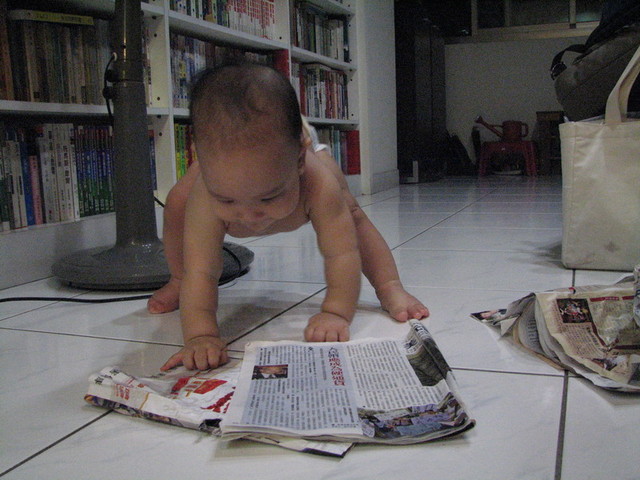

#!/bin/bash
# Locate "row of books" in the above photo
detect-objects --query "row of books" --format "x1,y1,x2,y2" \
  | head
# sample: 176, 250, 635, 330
316, 127, 360, 175
0, 6, 154, 106
1, 8, 111, 104
170, 0, 276, 40
291, 1, 350, 62
293, 62, 349, 120
174, 123, 197, 180
170, 32, 276, 109
0, 123, 157, 232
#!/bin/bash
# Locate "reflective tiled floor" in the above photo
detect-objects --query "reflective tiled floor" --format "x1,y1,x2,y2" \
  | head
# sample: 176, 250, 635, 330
1, 176, 637, 480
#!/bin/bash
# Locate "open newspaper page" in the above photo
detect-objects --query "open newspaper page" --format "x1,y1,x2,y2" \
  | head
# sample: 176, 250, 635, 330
535, 281, 640, 392
221, 320, 474, 444
85, 360, 352, 457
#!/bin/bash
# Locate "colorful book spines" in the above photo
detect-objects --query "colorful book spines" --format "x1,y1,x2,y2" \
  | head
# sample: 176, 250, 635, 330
2, 8, 149, 105
170, 0, 276, 40
170, 32, 276, 109
174, 123, 197, 180
293, 62, 349, 120
315, 127, 360, 175
291, 1, 350, 62
0, 123, 158, 231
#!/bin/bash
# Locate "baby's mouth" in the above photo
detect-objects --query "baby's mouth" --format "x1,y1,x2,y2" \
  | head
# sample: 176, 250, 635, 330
245, 219, 273, 232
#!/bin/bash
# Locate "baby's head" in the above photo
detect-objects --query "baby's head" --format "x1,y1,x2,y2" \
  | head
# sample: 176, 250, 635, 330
189, 63, 308, 233
190, 62, 303, 155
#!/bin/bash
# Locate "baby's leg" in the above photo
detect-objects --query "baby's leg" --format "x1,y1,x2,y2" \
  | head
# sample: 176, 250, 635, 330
147, 163, 201, 314
316, 150, 429, 322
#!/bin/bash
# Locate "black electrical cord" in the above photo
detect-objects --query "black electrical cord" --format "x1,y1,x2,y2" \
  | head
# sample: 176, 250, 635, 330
0, 245, 243, 304
1, 201, 244, 305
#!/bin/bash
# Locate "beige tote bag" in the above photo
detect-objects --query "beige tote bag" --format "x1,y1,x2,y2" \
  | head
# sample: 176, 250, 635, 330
560, 44, 640, 271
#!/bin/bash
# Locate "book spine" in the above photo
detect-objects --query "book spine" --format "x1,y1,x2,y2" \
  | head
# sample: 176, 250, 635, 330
8, 130, 27, 228
87, 125, 98, 215
51, 124, 69, 221
345, 129, 360, 175
8, 9, 94, 26
0, 122, 13, 230
40, 124, 60, 223
65, 124, 80, 220
28, 148, 44, 225
105, 126, 115, 213
0, 0, 15, 100
23, 21, 41, 102
16, 128, 36, 226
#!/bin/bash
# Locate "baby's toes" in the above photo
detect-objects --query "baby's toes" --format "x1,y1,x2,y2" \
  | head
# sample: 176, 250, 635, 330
389, 307, 410, 323
409, 303, 430, 320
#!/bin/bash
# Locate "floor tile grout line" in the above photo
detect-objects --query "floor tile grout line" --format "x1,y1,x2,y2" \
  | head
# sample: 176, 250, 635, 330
0, 326, 184, 347
554, 372, 570, 480
0, 411, 112, 478
226, 286, 328, 345
389, 188, 501, 251
452, 366, 565, 378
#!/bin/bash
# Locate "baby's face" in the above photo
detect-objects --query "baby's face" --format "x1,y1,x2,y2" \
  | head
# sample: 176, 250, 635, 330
199, 135, 305, 234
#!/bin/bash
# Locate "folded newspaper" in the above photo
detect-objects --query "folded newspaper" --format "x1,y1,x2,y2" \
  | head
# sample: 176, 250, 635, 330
85, 320, 474, 454
471, 270, 640, 392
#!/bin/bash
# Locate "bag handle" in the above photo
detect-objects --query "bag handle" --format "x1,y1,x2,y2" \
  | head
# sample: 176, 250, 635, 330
605, 43, 640, 124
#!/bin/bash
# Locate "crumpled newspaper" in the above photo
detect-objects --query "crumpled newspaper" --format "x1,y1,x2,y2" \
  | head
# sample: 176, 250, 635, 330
634, 265, 640, 327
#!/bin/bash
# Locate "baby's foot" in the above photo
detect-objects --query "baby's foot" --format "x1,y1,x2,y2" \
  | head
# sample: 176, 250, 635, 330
147, 277, 181, 314
376, 280, 430, 322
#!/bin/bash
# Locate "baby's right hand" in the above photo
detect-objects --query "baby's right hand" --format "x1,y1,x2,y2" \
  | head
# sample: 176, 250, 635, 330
161, 335, 229, 371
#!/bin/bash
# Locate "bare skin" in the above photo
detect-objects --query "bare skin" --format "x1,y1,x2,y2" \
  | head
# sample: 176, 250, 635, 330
149, 146, 428, 322
153, 129, 429, 371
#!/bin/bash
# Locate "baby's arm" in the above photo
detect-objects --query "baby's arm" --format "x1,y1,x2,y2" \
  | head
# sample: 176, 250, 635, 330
306, 172, 361, 342
161, 176, 228, 371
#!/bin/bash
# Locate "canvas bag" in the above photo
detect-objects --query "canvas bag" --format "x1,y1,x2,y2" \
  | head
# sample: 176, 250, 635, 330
560, 44, 640, 271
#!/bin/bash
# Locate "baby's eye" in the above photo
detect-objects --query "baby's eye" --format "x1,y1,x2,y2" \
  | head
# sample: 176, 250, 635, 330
261, 193, 281, 203
216, 198, 235, 205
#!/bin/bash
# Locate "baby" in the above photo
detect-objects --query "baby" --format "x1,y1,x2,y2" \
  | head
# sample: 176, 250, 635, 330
153, 63, 429, 371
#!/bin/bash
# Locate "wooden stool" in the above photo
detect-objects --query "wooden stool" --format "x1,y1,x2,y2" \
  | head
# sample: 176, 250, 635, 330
478, 140, 537, 176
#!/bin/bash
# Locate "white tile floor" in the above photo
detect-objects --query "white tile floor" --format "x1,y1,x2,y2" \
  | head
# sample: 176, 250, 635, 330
1, 176, 638, 480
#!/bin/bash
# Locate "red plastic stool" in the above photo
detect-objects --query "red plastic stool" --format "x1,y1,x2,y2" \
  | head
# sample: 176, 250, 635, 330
478, 140, 537, 176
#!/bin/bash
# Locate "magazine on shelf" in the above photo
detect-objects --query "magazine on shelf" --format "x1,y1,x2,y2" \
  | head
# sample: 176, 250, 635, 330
471, 271, 640, 392
85, 321, 474, 455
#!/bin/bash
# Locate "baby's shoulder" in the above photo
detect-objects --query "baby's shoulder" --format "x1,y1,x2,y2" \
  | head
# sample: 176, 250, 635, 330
303, 155, 340, 196
302, 153, 346, 215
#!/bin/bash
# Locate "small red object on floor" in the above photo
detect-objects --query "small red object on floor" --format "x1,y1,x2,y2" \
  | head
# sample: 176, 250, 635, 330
478, 141, 537, 176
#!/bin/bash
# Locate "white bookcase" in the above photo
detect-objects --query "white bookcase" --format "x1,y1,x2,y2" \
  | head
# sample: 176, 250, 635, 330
0, 0, 377, 289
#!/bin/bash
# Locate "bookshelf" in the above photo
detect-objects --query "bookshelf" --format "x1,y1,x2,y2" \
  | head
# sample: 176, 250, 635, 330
0, 0, 377, 289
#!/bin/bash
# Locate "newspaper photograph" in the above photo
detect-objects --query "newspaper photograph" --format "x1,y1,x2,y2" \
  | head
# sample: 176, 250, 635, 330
536, 283, 640, 388
221, 320, 475, 444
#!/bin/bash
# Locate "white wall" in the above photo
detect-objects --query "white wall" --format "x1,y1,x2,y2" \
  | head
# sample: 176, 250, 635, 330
445, 36, 584, 158
356, 0, 398, 194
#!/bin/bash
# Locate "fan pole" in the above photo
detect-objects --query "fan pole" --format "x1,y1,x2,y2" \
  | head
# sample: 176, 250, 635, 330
52, 0, 169, 289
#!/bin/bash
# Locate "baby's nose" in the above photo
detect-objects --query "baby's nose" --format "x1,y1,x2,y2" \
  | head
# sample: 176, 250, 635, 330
239, 208, 266, 221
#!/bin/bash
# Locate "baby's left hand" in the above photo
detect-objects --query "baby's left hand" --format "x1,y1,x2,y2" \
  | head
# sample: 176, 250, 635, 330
305, 312, 350, 342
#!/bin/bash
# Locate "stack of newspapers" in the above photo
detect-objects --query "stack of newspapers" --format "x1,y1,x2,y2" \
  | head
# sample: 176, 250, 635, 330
85, 321, 475, 457
472, 268, 640, 392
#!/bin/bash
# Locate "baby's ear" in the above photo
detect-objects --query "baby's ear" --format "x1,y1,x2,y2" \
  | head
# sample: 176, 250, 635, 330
301, 133, 312, 150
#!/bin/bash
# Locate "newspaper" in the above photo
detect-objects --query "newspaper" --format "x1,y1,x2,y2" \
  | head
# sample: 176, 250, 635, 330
634, 265, 640, 327
472, 276, 640, 392
220, 320, 475, 444
85, 360, 352, 457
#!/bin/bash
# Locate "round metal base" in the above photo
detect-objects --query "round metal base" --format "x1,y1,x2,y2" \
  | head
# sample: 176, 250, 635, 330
52, 243, 170, 291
